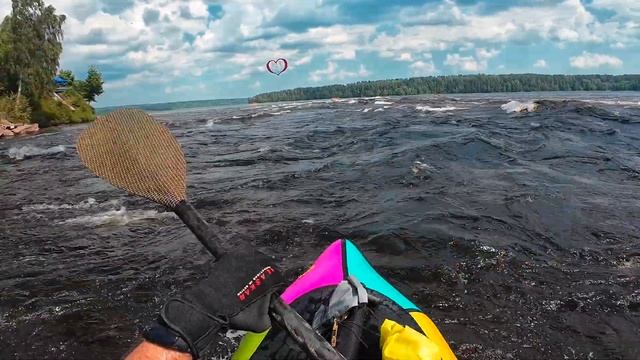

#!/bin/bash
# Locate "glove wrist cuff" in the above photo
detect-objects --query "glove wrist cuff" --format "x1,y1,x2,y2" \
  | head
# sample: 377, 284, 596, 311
142, 322, 192, 356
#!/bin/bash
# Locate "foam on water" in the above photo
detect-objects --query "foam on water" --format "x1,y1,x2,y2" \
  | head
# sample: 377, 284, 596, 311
22, 198, 98, 211
7, 145, 66, 160
583, 99, 640, 107
501, 100, 537, 113
58, 207, 176, 226
416, 105, 461, 112
269, 110, 291, 115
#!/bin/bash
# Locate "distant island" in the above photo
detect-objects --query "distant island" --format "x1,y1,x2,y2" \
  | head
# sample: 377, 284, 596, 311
250, 74, 640, 103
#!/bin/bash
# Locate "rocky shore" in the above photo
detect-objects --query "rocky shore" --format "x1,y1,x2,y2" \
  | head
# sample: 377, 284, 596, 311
0, 120, 40, 138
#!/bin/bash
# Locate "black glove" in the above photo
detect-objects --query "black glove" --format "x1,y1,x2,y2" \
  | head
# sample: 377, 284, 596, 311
143, 245, 285, 358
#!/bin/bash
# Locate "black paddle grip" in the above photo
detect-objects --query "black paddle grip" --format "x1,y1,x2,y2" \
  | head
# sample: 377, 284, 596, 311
174, 201, 223, 259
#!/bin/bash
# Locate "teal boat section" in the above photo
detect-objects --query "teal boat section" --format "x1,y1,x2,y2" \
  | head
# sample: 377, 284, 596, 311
344, 240, 419, 311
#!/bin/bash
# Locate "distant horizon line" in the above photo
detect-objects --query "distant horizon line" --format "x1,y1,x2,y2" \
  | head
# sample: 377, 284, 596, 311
97, 73, 640, 109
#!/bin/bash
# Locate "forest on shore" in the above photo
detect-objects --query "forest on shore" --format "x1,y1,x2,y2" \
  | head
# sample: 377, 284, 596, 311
250, 74, 640, 103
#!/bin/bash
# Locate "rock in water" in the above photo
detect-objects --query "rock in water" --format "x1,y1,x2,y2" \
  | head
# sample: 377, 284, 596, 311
1, 128, 15, 137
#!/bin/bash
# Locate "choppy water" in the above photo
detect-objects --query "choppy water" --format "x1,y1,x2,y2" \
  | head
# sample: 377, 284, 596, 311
1, 92, 639, 359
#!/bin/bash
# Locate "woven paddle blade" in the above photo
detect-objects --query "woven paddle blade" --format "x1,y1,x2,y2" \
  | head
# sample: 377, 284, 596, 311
76, 109, 187, 208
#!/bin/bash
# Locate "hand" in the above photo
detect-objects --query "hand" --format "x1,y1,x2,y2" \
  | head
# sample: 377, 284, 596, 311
143, 245, 285, 359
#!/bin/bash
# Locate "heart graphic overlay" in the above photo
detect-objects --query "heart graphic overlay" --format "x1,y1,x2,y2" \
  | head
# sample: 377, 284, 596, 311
266, 58, 288, 76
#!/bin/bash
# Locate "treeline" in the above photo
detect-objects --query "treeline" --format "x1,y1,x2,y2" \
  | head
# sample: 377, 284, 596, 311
0, 0, 103, 126
250, 74, 640, 103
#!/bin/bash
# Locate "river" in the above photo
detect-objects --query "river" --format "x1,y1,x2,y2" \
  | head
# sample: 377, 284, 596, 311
1, 92, 639, 359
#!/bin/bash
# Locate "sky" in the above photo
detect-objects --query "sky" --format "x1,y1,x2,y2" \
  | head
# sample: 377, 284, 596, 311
1, 0, 638, 106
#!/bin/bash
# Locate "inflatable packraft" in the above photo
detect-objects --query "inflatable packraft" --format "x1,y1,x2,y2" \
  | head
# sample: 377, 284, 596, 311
232, 239, 457, 360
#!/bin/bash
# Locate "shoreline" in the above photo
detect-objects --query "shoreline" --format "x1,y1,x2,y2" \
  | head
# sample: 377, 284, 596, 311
0, 120, 40, 138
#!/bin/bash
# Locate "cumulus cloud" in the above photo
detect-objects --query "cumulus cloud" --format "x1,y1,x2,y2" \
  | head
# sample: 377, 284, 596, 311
309, 62, 369, 82
0, 0, 634, 105
533, 59, 547, 68
398, 0, 467, 26
445, 54, 482, 72
398, 53, 413, 62
569, 51, 623, 69
409, 60, 437, 75
293, 55, 312, 66
444, 48, 500, 72
591, 0, 640, 18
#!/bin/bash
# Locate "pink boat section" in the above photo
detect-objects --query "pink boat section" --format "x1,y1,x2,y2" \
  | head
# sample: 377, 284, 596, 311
281, 239, 344, 304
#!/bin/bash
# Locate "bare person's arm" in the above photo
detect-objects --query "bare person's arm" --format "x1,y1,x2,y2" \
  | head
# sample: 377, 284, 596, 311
124, 341, 192, 360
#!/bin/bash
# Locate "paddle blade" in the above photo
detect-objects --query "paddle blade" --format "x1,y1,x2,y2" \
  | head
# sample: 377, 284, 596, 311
76, 109, 187, 208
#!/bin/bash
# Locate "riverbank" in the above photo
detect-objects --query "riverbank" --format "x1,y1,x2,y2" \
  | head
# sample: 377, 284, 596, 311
0, 119, 39, 138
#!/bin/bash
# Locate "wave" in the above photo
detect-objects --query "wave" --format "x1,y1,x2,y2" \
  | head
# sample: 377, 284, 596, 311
500, 100, 537, 113
58, 206, 175, 226
268, 110, 292, 115
22, 198, 99, 211
7, 145, 66, 160
582, 99, 640, 107
411, 160, 436, 175
416, 105, 461, 112
532, 100, 640, 123
374, 101, 393, 105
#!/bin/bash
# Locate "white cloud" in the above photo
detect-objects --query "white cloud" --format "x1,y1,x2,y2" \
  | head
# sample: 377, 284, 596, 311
569, 51, 623, 69
591, 0, 640, 18
533, 59, 547, 68
444, 48, 499, 72
330, 48, 356, 60
309, 62, 368, 82
229, 65, 264, 81
370, 0, 631, 59
358, 64, 370, 77
250, 80, 261, 90
611, 41, 625, 49
409, 60, 437, 75
398, 53, 414, 62
445, 54, 483, 72
476, 48, 500, 60
105, 70, 170, 90
398, 0, 467, 26
293, 55, 312, 66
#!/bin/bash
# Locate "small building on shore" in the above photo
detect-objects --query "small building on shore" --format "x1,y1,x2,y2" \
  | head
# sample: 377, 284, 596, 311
53, 76, 70, 94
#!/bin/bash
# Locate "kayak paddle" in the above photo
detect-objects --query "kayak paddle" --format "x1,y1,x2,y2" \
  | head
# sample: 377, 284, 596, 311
76, 108, 345, 360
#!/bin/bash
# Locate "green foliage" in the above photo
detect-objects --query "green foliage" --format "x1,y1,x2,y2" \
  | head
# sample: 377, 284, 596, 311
0, 18, 12, 95
69, 65, 104, 103
58, 69, 75, 83
2, 0, 66, 103
250, 74, 640, 103
0, 2, 102, 127
32, 90, 95, 126
82, 65, 103, 103
0, 93, 32, 123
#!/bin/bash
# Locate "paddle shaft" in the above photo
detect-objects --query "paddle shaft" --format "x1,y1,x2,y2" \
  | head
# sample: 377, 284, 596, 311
173, 201, 345, 360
